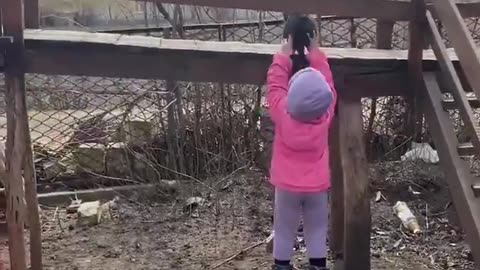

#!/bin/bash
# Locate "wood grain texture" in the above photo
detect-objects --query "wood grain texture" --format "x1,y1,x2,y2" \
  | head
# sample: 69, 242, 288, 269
24, 0, 39, 29
0, 30, 472, 80
3, 0, 28, 268
422, 72, 480, 267
0, 30, 468, 88
375, 20, 394, 49
3, 0, 42, 269
329, 80, 344, 263
427, 10, 480, 156
433, 0, 480, 103
136, 0, 480, 20
338, 96, 370, 270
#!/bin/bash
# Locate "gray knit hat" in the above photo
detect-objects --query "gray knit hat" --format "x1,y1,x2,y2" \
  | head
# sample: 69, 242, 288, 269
286, 67, 333, 123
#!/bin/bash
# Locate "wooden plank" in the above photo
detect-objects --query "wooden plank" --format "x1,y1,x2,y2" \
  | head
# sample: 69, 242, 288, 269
3, 0, 42, 269
139, 0, 413, 20
24, 0, 39, 29
344, 71, 411, 98
432, 0, 480, 106
422, 72, 480, 267
329, 90, 344, 268
455, 0, 480, 18
138, 0, 480, 20
473, 181, 480, 197
14, 30, 480, 62
376, 20, 394, 49
338, 96, 370, 270
458, 142, 476, 156
36, 183, 171, 206
3, 0, 28, 268
20, 30, 427, 62
407, 0, 427, 143
98, 18, 285, 34
0, 30, 468, 81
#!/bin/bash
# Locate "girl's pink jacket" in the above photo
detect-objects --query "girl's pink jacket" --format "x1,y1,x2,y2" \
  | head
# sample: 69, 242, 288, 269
266, 48, 337, 192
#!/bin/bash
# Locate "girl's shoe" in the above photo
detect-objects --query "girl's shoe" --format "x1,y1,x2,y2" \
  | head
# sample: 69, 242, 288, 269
271, 264, 293, 270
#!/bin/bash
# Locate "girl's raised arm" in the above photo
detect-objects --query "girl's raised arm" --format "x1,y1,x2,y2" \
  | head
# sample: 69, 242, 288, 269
266, 41, 293, 124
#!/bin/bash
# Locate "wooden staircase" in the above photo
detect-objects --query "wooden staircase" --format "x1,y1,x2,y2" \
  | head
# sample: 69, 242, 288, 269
419, 0, 480, 267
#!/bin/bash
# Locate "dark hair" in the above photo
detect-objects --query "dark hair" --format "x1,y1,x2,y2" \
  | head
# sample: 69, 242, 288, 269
283, 15, 317, 76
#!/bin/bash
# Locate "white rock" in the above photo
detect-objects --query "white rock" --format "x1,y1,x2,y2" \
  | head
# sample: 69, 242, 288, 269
77, 201, 102, 226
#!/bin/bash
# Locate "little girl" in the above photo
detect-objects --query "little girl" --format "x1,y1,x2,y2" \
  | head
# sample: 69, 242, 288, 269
267, 15, 337, 270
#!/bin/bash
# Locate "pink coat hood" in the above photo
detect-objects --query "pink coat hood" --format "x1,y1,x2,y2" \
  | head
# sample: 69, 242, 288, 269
266, 48, 337, 192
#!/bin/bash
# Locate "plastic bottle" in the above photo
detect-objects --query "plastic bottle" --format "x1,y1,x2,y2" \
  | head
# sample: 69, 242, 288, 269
393, 201, 422, 234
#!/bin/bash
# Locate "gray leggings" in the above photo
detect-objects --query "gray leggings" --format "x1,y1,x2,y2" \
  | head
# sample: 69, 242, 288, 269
273, 188, 329, 260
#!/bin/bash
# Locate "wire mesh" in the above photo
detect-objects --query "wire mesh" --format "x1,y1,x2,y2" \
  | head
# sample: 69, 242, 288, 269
3, 15, 480, 186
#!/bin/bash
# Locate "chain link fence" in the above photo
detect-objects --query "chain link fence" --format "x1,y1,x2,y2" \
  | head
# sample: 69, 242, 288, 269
2, 14, 480, 188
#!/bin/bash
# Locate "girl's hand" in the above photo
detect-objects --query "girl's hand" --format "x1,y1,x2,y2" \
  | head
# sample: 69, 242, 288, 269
279, 35, 293, 55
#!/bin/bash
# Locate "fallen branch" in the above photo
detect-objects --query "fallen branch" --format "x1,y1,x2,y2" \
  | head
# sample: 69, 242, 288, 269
210, 234, 274, 269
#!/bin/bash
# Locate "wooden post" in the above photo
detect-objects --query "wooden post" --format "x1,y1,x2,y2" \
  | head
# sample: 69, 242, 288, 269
3, 0, 28, 269
4, 0, 42, 269
329, 111, 344, 270
24, 0, 39, 29
376, 20, 394, 49
407, 0, 426, 143
339, 95, 370, 270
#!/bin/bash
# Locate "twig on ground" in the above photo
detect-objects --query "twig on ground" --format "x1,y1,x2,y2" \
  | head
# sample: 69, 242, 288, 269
52, 207, 59, 223
57, 209, 65, 233
210, 235, 272, 269
425, 204, 429, 239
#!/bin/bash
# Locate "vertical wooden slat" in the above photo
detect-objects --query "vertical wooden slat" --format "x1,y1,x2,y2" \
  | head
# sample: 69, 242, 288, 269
328, 112, 344, 270
339, 95, 370, 270
376, 20, 394, 49
24, 0, 39, 29
3, 0, 42, 269
407, 0, 426, 143
3, 0, 28, 269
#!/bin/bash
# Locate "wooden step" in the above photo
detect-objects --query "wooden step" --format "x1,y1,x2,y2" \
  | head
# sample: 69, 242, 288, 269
426, 11, 480, 159
422, 72, 480, 265
443, 96, 480, 110
458, 142, 476, 156
473, 181, 480, 197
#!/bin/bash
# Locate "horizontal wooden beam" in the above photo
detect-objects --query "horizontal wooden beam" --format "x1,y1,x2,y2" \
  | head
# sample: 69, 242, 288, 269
138, 0, 480, 20
140, 0, 412, 20
0, 29, 471, 97
21, 30, 414, 81
98, 18, 285, 34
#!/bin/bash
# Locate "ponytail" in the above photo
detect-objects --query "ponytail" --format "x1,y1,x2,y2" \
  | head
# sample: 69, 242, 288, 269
283, 15, 316, 77
291, 51, 310, 75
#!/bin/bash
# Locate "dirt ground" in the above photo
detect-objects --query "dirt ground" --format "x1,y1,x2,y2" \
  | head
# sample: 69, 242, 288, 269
1, 161, 475, 270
